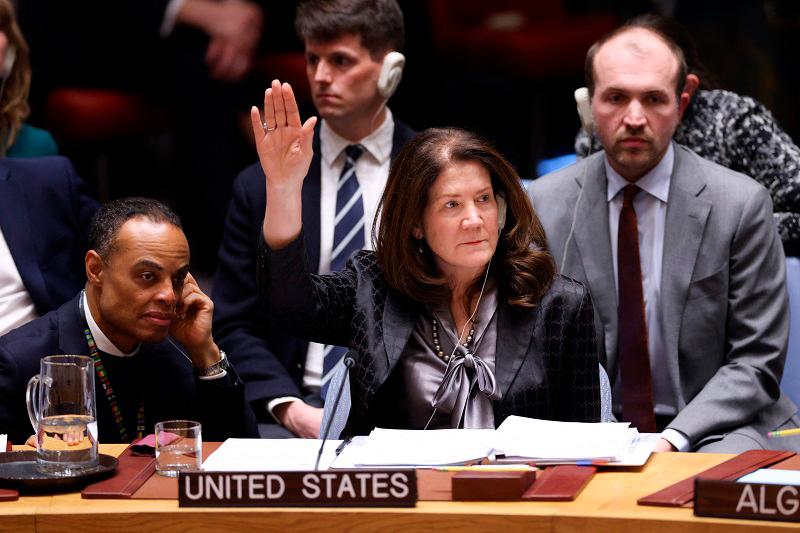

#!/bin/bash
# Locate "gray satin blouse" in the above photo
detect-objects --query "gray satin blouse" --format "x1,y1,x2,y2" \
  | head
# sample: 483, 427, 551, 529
399, 288, 501, 429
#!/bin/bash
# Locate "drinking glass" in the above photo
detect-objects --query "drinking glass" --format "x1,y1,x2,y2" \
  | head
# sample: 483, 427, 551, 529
155, 420, 202, 477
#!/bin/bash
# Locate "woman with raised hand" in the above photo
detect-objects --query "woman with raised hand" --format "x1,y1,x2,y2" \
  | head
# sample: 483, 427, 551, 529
254, 80, 600, 437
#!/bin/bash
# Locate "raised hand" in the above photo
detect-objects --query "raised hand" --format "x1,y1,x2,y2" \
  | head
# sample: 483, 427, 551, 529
254, 80, 318, 248
251, 79, 318, 193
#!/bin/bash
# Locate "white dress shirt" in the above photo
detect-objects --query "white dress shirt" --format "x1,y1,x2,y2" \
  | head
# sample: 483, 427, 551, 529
267, 110, 395, 417
605, 143, 689, 451
0, 227, 38, 336
82, 291, 140, 357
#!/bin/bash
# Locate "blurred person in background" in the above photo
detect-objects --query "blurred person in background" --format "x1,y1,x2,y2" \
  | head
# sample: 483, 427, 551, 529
0, 0, 57, 157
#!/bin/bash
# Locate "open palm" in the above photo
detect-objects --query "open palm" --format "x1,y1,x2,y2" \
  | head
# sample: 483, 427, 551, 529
251, 79, 318, 191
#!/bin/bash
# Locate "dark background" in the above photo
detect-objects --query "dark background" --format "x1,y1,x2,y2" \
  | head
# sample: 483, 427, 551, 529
16, 0, 800, 272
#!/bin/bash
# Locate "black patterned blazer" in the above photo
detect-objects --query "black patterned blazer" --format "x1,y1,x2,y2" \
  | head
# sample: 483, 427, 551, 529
257, 235, 601, 437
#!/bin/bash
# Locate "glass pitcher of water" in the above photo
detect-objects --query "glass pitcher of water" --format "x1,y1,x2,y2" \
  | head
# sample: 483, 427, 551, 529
25, 355, 98, 476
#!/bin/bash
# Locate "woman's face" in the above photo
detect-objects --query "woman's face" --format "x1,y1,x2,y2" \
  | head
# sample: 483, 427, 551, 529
416, 160, 500, 285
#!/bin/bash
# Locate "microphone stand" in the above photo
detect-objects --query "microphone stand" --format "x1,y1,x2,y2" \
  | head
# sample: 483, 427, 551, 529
314, 355, 355, 471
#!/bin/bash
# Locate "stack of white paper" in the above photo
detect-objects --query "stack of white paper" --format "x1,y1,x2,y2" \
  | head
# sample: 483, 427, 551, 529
331, 417, 656, 469
201, 438, 342, 471
494, 416, 637, 462
353, 428, 496, 466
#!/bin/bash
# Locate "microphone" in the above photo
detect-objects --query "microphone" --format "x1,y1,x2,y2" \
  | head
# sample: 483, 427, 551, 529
314, 354, 355, 470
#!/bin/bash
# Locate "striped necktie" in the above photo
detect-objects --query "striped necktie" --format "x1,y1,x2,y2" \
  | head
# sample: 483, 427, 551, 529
330, 144, 365, 272
321, 144, 365, 398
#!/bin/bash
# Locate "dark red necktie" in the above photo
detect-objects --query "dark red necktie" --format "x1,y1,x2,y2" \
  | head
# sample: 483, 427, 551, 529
617, 185, 656, 433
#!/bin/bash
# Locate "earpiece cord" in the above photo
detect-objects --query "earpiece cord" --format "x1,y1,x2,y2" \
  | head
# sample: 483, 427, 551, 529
560, 180, 585, 273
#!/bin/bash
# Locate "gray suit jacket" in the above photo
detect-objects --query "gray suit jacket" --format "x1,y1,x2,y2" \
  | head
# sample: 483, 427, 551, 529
528, 143, 797, 449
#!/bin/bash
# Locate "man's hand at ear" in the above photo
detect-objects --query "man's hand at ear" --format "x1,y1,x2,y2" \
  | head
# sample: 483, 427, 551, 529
169, 272, 220, 369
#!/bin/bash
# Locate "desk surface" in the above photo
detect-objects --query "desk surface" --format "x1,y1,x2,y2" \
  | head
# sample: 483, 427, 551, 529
1, 445, 798, 532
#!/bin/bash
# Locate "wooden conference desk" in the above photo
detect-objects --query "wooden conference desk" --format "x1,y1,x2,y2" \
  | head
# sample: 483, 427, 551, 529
1, 445, 797, 532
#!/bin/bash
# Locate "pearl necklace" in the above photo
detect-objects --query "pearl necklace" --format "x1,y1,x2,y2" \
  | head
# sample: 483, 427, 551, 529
431, 318, 475, 362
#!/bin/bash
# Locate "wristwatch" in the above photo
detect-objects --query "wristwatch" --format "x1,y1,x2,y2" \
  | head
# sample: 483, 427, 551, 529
195, 350, 230, 377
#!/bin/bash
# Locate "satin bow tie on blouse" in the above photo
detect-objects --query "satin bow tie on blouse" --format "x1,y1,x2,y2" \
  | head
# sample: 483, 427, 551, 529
431, 343, 500, 415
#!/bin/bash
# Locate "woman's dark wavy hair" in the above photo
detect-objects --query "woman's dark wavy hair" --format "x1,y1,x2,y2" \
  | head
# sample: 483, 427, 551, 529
374, 128, 555, 309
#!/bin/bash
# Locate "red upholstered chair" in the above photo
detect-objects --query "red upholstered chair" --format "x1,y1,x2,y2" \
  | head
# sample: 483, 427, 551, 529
44, 88, 160, 201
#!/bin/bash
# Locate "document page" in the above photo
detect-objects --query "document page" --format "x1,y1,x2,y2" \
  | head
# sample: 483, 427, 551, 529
495, 416, 636, 462
201, 438, 342, 471
352, 428, 496, 466
738, 469, 800, 485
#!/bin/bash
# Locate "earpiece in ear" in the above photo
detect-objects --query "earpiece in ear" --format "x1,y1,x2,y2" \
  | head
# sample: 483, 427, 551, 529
496, 194, 507, 235
377, 51, 405, 99
574, 87, 594, 135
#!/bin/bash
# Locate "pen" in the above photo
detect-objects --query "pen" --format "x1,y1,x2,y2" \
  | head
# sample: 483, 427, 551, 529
767, 428, 800, 438
335, 437, 352, 455
574, 459, 610, 466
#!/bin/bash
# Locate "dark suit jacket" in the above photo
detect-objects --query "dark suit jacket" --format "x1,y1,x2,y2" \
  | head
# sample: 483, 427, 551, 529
212, 121, 417, 417
0, 156, 98, 317
0, 295, 258, 444
257, 235, 601, 437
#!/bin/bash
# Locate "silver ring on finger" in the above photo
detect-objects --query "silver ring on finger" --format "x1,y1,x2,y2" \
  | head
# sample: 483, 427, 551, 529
263, 122, 276, 132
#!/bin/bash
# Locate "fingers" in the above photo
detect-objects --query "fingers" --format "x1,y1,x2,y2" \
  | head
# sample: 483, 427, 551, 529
302, 116, 318, 135
184, 272, 199, 289
263, 83, 277, 130
176, 275, 210, 318
273, 79, 287, 128
178, 291, 203, 318
284, 83, 302, 128
302, 116, 318, 148
250, 106, 263, 141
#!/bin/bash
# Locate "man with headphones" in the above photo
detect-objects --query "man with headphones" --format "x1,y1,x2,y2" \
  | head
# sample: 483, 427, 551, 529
212, 0, 416, 438
530, 24, 799, 452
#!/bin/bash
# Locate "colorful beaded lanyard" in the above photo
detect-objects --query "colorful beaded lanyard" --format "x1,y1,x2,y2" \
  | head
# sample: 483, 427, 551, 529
80, 294, 145, 442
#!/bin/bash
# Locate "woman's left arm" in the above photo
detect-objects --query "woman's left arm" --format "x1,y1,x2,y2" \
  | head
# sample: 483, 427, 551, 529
559, 286, 601, 422
256, 232, 357, 349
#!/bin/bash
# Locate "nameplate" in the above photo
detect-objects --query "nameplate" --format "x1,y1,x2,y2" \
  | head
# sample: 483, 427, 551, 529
178, 470, 417, 507
695, 478, 800, 523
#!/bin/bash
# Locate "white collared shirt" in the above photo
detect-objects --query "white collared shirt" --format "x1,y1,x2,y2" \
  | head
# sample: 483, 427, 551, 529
82, 291, 140, 357
0, 227, 38, 336
605, 143, 688, 451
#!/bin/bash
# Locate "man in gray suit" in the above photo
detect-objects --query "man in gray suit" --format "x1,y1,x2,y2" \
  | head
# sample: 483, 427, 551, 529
529, 23, 800, 452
